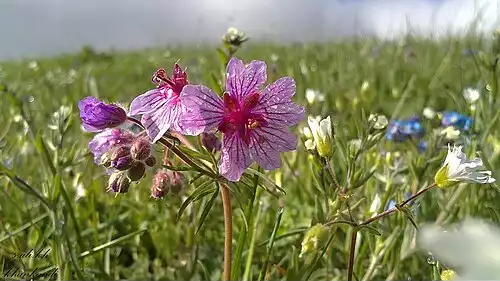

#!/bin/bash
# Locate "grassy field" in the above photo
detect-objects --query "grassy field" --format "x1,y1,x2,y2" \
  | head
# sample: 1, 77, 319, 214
1, 33, 500, 281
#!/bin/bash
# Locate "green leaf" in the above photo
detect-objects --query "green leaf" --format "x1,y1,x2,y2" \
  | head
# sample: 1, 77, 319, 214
210, 73, 224, 96
245, 168, 286, 195
399, 205, 419, 229
162, 164, 201, 172
196, 186, 220, 234
314, 196, 325, 224
351, 166, 376, 189
34, 132, 56, 175
177, 180, 215, 221
216, 48, 229, 66
257, 206, 284, 281
356, 224, 381, 236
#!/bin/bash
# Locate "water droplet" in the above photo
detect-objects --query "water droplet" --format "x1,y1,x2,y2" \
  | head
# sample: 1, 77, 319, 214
427, 254, 436, 265
28, 96, 35, 103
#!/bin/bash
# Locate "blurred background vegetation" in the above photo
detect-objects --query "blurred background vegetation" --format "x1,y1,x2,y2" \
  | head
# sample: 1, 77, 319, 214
1, 33, 500, 280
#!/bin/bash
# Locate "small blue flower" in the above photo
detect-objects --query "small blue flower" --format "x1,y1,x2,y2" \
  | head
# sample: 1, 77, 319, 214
386, 117, 424, 142
441, 111, 473, 131
418, 140, 428, 153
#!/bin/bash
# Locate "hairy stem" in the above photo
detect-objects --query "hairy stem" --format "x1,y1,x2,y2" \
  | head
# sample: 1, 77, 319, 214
220, 184, 233, 281
360, 183, 437, 226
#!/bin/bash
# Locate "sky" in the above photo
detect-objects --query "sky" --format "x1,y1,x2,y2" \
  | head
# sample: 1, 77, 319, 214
0, 0, 498, 60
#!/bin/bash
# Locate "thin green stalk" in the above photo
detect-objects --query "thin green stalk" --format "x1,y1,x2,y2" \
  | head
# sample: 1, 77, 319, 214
243, 196, 263, 281
257, 204, 284, 281
232, 171, 262, 280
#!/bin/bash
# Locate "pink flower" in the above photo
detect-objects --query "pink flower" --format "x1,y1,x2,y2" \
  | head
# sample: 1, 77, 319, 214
181, 57, 305, 181
129, 64, 188, 143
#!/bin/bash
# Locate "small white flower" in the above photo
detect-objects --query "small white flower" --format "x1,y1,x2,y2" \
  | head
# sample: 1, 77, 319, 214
305, 89, 325, 105
302, 127, 313, 139
418, 218, 500, 280
360, 81, 370, 92
463, 88, 480, 103
434, 144, 496, 188
423, 107, 436, 119
308, 116, 333, 158
28, 61, 39, 71
439, 126, 461, 140
368, 114, 388, 129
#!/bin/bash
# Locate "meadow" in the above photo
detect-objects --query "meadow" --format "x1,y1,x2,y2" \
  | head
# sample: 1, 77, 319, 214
1, 32, 499, 280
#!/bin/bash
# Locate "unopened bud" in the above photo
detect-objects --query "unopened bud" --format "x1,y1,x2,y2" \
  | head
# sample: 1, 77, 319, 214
151, 170, 170, 199
111, 146, 133, 170
300, 224, 330, 258
130, 137, 151, 160
100, 152, 112, 168
440, 269, 456, 280
145, 155, 157, 167
127, 161, 146, 181
169, 171, 185, 194
201, 133, 221, 152
108, 171, 131, 193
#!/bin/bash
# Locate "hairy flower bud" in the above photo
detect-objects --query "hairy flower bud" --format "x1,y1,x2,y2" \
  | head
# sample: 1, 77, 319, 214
151, 170, 170, 199
151, 169, 185, 199
108, 171, 131, 193
111, 146, 133, 170
100, 151, 113, 168
201, 133, 221, 152
127, 161, 146, 181
145, 155, 157, 167
130, 137, 152, 161
300, 224, 330, 259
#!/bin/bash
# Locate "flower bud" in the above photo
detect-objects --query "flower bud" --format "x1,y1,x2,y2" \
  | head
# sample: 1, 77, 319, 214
307, 116, 333, 158
440, 269, 456, 281
108, 171, 131, 193
130, 137, 152, 161
368, 114, 388, 130
201, 133, 221, 152
145, 155, 157, 167
299, 224, 330, 258
111, 146, 133, 170
151, 170, 170, 199
169, 171, 185, 194
127, 161, 146, 181
100, 151, 113, 168
78, 96, 127, 132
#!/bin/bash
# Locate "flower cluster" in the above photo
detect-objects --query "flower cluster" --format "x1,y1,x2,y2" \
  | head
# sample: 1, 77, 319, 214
79, 57, 305, 191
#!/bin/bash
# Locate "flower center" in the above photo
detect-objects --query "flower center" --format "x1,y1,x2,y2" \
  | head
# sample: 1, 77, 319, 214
218, 92, 267, 144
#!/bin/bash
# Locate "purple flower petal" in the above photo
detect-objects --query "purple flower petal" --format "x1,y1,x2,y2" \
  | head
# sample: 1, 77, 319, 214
252, 77, 305, 127
141, 101, 182, 143
226, 58, 267, 101
219, 133, 252, 182
180, 85, 224, 135
129, 89, 163, 115
249, 126, 297, 170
